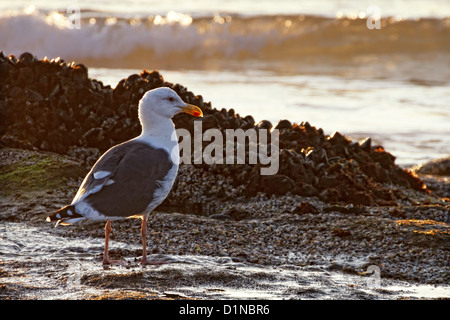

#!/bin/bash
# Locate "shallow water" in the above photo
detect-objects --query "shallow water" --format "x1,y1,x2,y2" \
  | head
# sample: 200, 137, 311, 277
1, 221, 448, 300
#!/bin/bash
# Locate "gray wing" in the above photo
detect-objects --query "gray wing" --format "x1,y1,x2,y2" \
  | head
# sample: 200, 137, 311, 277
75, 140, 173, 218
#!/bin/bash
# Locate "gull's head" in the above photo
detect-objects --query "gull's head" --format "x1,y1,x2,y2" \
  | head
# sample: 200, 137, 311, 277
138, 87, 203, 121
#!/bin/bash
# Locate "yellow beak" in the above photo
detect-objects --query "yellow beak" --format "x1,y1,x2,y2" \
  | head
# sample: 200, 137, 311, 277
180, 104, 203, 117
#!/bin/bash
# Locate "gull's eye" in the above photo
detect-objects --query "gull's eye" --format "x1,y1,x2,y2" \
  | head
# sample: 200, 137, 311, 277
168, 97, 175, 102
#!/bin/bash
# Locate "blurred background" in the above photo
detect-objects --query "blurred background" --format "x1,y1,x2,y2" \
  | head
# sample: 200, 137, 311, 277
1, 0, 449, 166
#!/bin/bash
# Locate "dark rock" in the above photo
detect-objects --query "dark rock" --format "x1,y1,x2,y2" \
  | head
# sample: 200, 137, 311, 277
140, 69, 162, 81
345, 191, 375, 206
371, 146, 396, 169
318, 174, 340, 189
72, 63, 88, 81
125, 74, 141, 86
275, 119, 292, 130
227, 208, 251, 221
173, 83, 186, 94
202, 114, 219, 130
220, 108, 228, 118
209, 213, 234, 220
19, 52, 35, 64
24, 89, 44, 102
306, 147, 328, 164
82, 127, 104, 147
295, 182, 318, 197
359, 137, 372, 152
260, 174, 297, 195
215, 186, 226, 199
413, 157, 450, 176
240, 118, 254, 130
0, 61, 12, 83
293, 202, 319, 215
17, 67, 34, 85
256, 120, 272, 130
301, 121, 311, 129
328, 131, 349, 145
323, 204, 363, 214
195, 95, 204, 107
333, 227, 351, 238
243, 115, 255, 126
7, 54, 17, 64
390, 207, 407, 218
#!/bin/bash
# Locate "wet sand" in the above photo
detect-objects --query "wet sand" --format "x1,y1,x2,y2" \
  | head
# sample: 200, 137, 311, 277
1, 148, 449, 300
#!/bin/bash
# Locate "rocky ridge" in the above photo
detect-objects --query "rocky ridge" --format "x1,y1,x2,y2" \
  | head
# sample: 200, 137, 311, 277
0, 52, 441, 216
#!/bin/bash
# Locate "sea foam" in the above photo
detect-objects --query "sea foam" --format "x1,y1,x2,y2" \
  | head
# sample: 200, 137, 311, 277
1, 7, 449, 68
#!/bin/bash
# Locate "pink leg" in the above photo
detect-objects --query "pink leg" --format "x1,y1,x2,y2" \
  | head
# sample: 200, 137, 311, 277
103, 220, 126, 265
141, 216, 167, 265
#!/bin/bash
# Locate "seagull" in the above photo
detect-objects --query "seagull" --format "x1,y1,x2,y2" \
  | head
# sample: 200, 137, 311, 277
47, 87, 203, 265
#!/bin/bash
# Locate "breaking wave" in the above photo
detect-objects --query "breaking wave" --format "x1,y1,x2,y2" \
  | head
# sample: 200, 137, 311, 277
1, 7, 449, 68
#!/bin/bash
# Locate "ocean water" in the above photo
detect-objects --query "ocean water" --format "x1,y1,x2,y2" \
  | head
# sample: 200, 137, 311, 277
1, 0, 449, 166
2, 220, 449, 299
